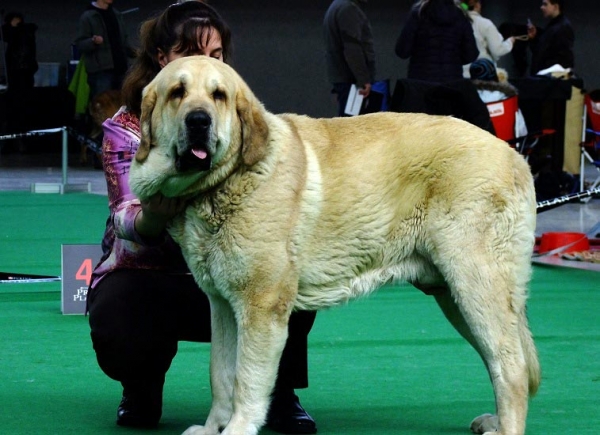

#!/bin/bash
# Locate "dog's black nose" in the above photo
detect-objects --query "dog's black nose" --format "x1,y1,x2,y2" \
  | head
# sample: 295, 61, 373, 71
185, 110, 211, 131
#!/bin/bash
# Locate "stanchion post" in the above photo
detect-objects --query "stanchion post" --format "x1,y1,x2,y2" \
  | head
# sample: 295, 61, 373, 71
22, 126, 92, 194
62, 126, 68, 186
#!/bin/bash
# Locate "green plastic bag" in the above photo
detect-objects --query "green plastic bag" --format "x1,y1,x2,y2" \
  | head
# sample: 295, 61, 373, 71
68, 59, 90, 116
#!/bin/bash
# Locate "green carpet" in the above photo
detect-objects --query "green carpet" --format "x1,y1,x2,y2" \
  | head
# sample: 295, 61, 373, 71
0, 192, 108, 280
0, 192, 598, 434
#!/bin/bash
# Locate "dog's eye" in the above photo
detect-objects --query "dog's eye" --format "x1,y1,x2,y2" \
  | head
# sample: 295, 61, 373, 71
170, 85, 186, 100
213, 89, 226, 101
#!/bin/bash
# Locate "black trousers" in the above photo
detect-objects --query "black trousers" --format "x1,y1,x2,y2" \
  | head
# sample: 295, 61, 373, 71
87, 269, 316, 394
390, 78, 496, 135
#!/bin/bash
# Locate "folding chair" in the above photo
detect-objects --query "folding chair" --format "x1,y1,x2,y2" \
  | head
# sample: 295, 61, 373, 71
486, 95, 519, 142
485, 95, 554, 158
579, 91, 600, 195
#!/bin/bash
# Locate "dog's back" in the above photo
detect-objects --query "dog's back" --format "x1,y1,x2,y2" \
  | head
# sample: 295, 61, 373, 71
281, 112, 536, 311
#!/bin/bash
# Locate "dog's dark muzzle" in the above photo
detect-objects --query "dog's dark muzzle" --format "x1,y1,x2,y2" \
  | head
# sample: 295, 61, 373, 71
176, 110, 213, 172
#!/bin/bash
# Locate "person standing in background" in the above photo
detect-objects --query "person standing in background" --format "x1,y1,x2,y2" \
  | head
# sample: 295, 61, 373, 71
1, 11, 38, 93
323, 0, 376, 116
462, 0, 515, 77
392, 1, 493, 133
527, 0, 574, 75
1, 11, 38, 143
74, 0, 134, 100
527, 0, 580, 192
395, 0, 478, 83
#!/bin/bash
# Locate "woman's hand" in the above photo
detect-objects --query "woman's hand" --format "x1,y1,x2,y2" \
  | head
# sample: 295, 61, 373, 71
358, 83, 371, 98
135, 193, 186, 238
526, 20, 537, 39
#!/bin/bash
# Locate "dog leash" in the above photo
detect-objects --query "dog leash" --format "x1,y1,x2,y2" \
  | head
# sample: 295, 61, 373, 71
536, 187, 600, 213
532, 236, 588, 258
0, 271, 61, 284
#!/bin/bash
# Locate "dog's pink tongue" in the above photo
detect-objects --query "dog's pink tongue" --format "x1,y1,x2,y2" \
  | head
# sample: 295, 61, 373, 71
192, 149, 207, 159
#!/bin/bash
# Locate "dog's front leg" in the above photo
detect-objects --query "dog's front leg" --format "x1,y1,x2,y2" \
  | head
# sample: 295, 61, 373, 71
223, 298, 291, 435
183, 294, 238, 435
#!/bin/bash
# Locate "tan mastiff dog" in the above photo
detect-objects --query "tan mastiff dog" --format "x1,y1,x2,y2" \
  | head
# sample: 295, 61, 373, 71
129, 56, 540, 435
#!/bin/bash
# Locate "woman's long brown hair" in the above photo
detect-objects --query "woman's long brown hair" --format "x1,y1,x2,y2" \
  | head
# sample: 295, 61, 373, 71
121, 1, 232, 116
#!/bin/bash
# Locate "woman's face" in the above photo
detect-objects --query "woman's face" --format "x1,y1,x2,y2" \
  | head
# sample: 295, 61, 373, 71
157, 27, 223, 68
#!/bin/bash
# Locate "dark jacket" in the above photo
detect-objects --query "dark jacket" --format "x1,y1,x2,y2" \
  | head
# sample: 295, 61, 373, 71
323, 0, 376, 87
1, 22, 38, 74
529, 14, 574, 75
395, 1, 478, 83
74, 5, 133, 74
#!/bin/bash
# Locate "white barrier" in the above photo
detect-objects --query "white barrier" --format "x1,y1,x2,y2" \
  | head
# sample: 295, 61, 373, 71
0, 127, 91, 194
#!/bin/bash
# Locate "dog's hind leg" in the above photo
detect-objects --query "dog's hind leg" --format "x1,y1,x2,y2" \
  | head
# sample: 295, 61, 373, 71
184, 294, 237, 435
433, 291, 500, 433
433, 262, 538, 435
434, 290, 486, 362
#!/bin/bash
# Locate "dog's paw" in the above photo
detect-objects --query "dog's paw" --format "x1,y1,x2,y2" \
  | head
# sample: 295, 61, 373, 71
182, 425, 218, 435
470, 413, 498, 433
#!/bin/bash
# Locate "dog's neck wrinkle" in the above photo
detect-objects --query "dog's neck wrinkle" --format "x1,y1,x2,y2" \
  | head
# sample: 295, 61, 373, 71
186, 164, 263, 229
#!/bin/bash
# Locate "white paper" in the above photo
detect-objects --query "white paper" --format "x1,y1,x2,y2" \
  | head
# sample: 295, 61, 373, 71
344, 84, 364, 116
536, 64, 571, 76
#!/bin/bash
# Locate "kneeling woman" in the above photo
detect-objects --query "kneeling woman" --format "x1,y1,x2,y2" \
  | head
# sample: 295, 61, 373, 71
87, 3, 317, 433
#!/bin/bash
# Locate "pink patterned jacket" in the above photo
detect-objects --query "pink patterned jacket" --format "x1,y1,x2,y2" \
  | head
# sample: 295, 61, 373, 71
90, 107, 188, 288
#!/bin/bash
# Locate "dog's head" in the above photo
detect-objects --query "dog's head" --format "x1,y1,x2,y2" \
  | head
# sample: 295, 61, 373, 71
90, 90, 122, 126
129, 56, 269, 200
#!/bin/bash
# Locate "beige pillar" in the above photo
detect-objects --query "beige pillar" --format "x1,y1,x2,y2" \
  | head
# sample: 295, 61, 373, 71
563, 86, 585, 175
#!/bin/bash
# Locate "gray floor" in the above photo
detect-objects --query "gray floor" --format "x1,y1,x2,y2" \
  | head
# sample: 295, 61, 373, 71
1, 150, 599, 239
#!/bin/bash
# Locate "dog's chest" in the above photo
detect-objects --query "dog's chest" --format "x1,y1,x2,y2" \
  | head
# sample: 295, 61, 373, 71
170, 197, 252, 292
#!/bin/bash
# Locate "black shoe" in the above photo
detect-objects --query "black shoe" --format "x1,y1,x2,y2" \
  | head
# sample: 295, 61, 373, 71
116, 394, 162, 428
266, 392, 317, 434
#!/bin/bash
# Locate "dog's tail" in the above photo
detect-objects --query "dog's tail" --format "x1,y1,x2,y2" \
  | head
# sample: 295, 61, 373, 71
520, 311, 541, 396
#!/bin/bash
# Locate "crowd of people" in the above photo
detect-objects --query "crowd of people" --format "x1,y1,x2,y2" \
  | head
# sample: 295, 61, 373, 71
2, 0, 576, 127
325, 0, 574, 116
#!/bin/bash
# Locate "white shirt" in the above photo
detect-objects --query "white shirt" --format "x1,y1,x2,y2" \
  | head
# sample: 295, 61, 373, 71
464, 11, 514, 77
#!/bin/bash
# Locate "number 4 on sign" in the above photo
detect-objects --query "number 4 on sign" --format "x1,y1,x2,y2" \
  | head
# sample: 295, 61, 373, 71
75, 258, 93, 285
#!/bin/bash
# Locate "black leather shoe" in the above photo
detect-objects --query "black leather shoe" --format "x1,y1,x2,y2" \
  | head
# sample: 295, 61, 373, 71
266, 392, 317, 434
116, 394, 162, 428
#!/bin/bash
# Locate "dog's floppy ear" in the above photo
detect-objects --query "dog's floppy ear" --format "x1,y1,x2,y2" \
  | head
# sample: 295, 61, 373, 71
236, 90, 269, 167
136, 85, 157, 163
